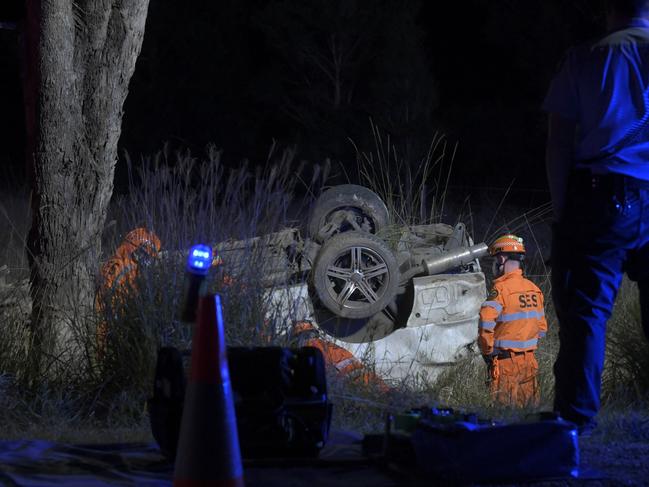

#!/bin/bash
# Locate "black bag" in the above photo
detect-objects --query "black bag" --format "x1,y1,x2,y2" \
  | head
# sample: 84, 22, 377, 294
148, 346, 331, 460
411, 417, 579, 483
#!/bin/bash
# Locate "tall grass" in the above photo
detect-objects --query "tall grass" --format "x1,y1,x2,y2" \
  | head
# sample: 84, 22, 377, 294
602, 278, 649, 404
110, 144, 327, 347
350, 123, 456, 226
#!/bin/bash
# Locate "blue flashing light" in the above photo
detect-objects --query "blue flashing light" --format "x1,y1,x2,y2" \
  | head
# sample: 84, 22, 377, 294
187, 244, 212, 275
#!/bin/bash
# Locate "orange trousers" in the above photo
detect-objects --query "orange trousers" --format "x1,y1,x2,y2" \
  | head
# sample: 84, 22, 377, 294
489, 351, 539, 407
292, 322, 389, 391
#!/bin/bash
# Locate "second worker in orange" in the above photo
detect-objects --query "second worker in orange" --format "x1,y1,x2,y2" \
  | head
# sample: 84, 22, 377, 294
478, 234, 548, 407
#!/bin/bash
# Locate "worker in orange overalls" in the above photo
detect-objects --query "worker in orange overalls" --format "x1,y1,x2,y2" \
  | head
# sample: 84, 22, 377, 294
478, 234, 547, 407
96, 231, 232, 357
291, 321, 389, 391
96, 227, 162, 356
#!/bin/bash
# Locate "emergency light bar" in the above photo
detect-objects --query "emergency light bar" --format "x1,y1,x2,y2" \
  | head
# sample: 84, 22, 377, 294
187, 244, 212, 275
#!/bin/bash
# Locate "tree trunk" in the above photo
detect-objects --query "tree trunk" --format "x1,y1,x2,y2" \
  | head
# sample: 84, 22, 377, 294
24, 0, 150, 376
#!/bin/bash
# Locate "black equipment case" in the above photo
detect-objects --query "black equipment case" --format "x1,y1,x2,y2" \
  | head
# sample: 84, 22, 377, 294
410, 416, 580, 483
148, 346, 332, 460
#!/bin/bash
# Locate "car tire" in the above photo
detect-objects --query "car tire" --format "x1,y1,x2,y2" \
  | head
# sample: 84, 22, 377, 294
311, 231, 399, 319
308, 184, 389, 243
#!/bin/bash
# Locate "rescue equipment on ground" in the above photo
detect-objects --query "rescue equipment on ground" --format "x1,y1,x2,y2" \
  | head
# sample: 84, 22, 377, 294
363, 407, 580, 484
150, 344, 332, 460
150, 345, 332, 461
412, 413, 579, 483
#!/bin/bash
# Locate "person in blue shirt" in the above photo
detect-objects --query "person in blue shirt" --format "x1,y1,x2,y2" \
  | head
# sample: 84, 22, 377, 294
543, 0, 649, 434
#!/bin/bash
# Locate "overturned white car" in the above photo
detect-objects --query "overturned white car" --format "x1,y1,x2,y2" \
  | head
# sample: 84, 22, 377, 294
216, 184, 488, 385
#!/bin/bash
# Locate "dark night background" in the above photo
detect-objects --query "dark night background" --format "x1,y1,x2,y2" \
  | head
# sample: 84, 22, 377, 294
0, 1, 605, 196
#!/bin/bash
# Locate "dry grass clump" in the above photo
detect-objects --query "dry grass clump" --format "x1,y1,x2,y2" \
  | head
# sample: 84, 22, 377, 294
351, 124, 456, 226
0, 373, 152, 443
601, 277, 649, 405
0, 188, 30, 275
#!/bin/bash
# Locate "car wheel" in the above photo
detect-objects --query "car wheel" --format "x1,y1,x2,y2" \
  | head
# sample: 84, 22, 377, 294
311, 231, 399, 319
308, 184, 389, 243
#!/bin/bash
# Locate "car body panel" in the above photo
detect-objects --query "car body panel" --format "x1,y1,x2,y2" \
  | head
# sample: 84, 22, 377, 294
264, 270, 486, 385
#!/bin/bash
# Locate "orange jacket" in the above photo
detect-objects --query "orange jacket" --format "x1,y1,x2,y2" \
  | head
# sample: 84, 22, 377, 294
96, 228, 161, 314
478, 269, 547, 356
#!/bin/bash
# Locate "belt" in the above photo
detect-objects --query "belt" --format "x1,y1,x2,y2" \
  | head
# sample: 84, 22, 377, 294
497, 350, 529, 359
572, 170, 649, 191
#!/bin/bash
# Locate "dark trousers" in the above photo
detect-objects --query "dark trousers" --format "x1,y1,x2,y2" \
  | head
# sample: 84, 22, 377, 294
552, 171, 649, 425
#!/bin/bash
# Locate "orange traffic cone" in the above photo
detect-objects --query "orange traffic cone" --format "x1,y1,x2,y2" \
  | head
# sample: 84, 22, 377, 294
173, 294, 244, 486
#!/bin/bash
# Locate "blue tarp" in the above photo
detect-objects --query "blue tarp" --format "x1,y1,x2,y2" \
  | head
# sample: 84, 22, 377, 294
0, 441, 173, 486
0, 432, 401, 487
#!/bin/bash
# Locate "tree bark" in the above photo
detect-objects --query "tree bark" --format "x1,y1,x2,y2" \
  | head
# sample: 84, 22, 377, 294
24, 0, 150, 376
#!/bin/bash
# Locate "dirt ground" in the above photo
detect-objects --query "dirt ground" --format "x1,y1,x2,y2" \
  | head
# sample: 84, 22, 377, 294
564, 437, 649, 486
482, 435, 649, 487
